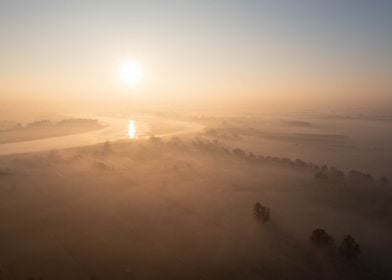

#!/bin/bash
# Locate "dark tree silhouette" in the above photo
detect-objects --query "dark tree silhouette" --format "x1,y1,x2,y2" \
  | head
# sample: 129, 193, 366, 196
310, 228, 334, 247
247, 152, 257, 162
329, 167, 345, 179
314, 171, 328, 179
348, 170, 361, 178
254, 202, 270, 223
233, 148, 246, 158
339, 235, 360, 259
363, 173, 373, 182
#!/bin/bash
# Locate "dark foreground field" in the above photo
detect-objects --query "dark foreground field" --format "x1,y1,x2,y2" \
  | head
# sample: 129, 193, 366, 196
0, 138, 391, 280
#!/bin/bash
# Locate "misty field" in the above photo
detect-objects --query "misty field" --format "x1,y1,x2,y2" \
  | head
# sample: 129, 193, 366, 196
0, 132, 391, 279
2, 0, 392, 279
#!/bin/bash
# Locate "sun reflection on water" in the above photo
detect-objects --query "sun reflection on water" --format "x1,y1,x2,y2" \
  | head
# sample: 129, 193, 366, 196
128, 120, 136, 139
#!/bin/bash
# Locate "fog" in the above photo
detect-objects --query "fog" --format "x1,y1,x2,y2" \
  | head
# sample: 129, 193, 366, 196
0, 103, 391, 280
1, 1, 392, 279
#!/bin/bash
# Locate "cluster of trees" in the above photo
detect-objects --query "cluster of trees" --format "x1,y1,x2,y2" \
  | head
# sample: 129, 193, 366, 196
0, 120, 20, 131
314, 166, 344, 179
135, 137, 390, 188
192, 138, 330, 172
314, 168, 391, 185
188, 138, 389, 185
205, 126, 261, 138
310, 228, 361, 260
56, 118, 100, 127
252, 204, 361, 260
347, 170, 374, 181
191, 138, 231, 154
0, 118, 102, 132
192, 138, 314, 171
204, 128, 241, 140
94, 137, 390, 188
87, 141, 113, 158
254, 202, 270, 223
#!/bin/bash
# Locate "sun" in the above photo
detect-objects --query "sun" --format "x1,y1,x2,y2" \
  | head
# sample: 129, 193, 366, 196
120, 61, 143, 86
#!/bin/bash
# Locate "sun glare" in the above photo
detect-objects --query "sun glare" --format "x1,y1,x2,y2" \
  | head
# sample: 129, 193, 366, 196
120, 61, 143, 86
128, 120, 136, 139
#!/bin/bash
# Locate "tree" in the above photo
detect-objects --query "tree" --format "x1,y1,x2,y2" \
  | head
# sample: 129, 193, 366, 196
310, 228, 334, 248
329, 167, 345, 179
233, 148, 246, 158
254, 202, 270, 223
314, 171, 328, 179
348, 169, 362, 178
339, 235, 360, 259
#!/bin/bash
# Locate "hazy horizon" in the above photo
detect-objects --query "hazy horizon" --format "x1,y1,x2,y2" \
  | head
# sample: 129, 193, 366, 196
1, 2, 392, 279
1, 0, 391, 106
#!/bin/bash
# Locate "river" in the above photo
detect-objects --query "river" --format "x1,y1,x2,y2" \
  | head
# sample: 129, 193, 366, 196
0, 117, 204, 156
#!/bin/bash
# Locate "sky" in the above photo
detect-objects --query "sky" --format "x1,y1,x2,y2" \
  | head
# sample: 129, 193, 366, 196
0, 0, 391, 105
